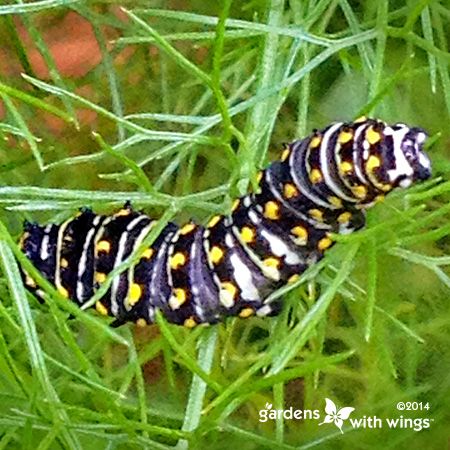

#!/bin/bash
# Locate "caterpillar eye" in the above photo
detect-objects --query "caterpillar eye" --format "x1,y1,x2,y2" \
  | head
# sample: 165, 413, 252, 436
18, 118, 431, 327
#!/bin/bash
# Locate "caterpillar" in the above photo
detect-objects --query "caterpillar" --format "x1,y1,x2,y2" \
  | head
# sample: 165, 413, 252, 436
19, 118, 431, 328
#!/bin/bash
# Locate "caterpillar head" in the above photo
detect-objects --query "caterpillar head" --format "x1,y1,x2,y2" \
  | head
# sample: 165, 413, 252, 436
384, 124, 431, 188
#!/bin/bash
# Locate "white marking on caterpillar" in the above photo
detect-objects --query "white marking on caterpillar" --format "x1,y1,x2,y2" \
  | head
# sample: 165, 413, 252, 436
384, 126, 414, 182
110, 215, 149, 316
352, 122, 371, 185
76, 215, 103, 301
259, 228, 302, 265
55, 218, 75, 298
39, 225, 52, 261
124, 220, 155, 311
320, 122, 356, 202
289, 142, 333, 209
229, 252, 260, 301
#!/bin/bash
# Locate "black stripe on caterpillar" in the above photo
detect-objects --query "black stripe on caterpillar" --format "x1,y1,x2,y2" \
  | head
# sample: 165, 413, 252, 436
19, 118, 432, 328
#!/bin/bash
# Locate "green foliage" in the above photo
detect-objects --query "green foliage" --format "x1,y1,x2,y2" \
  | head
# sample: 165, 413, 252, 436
0, 1, 449, 449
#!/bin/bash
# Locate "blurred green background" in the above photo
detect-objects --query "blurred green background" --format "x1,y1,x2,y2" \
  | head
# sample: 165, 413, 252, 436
0, 1, 449, 449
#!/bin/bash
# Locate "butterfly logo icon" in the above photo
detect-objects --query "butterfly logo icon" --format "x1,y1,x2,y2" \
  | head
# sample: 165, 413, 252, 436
318, 398, 355, 434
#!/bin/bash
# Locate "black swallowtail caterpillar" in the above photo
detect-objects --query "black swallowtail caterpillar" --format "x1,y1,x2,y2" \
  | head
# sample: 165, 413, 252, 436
19, 117, 432, 328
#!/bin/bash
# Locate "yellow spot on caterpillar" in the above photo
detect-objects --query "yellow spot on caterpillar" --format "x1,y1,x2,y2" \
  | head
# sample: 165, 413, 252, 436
309, 168, 323, 184
58, 286, 69, 298
19, 232, 29, 249
281, 148, 290, 161
170, 252, 186, 270
210, 246, 224, 264
60, 258, 68, 269
263, 257, 280, 269
366, 127, 381, 145
184, 317, 197, 328
264, 201, 280, 220
128, 283, 142, 306
220, 282, 237, 307
337, 212, 352, 224
366, 155, 381, 171
338, 130, 353, 144
310, 135, 322, 148
318, 236, 333, 251
339, 161, 353, 174
328, 196, 343, 208
169, 288, 187, 309
25, 274, 36, 288
96, 240, 111, 253
240, 226, 255, 244
180, 223, 196, 235
309, 209, 323, 221
175, 288, 186, 304
207, 215, 222, 228
136, 318, 147, 327
261, 259, 281, 280
352, 185, 368, 199
116, 208, 131, 217
355, 115, 367, 123
141, 248, 153, 259
95, 272, 107, 283
288, 274, 300, 284
256, 171, 264, 183
222, 282, 237, 296
283, 183, 299, 199
96, 301, 109, 316
291, 225, 308, 241
231, 199, 240, 212
239, 307, 254, 318
375, 194, 385, 203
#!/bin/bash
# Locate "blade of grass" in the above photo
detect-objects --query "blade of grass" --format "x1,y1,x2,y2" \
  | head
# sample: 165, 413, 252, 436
0, 0, 81, 15
243, 0, 285, 187
0, 92, 45, 170
368, 0, 388, 109
88, 12, 125, 141
420, 6, 437, 93
0, 81, 75, 124
267, 242, 360, 375
0, 240, 81, 448
0, 185, 229, 212
22, 74, 215, 146
175, 327, 218, 450
364, 237, 377, 341
134, 8, 331, 46
155, 312, 222, 394
92, 131, 154, 192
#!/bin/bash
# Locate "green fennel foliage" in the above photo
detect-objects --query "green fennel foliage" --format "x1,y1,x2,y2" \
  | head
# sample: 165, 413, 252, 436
0, 1, 449, 449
